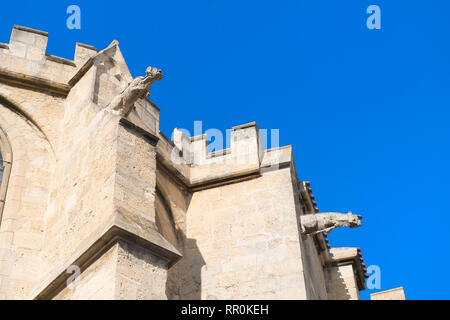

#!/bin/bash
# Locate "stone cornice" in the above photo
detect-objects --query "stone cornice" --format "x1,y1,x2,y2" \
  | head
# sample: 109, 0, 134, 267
13, 24, 48, 36
327, 247, 368, 291
119, 118, 159, 145
156, 128, 294, 192
32, 211, 182, 300
67, 55, 94, 87
0, 67, 71, 97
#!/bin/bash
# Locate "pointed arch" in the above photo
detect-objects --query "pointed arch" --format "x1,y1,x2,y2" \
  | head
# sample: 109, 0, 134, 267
0, 95, 56, 158
155, 186, 181, 250
0, 125, 12, 223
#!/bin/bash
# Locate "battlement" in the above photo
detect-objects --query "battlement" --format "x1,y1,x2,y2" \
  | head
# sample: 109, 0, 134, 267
0, 25, 98, 93
328, 247, 369, 291
160, 121, 293, 189
173, 121, 264, 166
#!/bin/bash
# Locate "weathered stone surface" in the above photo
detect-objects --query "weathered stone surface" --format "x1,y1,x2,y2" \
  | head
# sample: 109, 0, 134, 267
325, 247, 368, 300
0, 24, 388, 300
370, 287, 406, 300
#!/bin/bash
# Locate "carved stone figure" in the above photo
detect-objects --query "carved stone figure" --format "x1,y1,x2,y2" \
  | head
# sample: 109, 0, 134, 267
300, 212, 362, 235
106, 66, 163, 116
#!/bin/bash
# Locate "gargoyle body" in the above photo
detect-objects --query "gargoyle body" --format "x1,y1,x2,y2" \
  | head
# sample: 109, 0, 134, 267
300, 212, 362, 235
107, 66, 163, 117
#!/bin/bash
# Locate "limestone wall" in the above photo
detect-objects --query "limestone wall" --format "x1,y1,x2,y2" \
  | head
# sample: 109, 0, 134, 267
288, 169, 329, 300
0, 25, 78, 84
54, 243, 118, 300
35, 55, 179, 299
0, 25, 85, 299
0, 24, 180, 299
54, 240, 170, 300
155, 123, 335, 300
178, 167, 307, 299
115, 240, 169, 300
326, 265, 360, 300
325, 247, 367, 300
0, 24, 368, 300
300, 236, 329, 299
0, 100, 54, 299
370, 287, 405, 300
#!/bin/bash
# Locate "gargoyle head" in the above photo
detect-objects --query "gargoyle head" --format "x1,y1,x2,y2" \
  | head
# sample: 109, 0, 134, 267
145, 66, 163, 80
347, 212, 363, 228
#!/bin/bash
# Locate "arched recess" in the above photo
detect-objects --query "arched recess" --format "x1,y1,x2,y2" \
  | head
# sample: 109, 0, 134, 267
155, 187, 181, 251
0, 97, 55, 299
0, 126, 12, 223
155, 186, 185, 300
0, 95, 55, 158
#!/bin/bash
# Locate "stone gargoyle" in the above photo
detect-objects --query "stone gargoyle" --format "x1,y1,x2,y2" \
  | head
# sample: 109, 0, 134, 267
300, 212, 362, 235
106, 66, 163, 117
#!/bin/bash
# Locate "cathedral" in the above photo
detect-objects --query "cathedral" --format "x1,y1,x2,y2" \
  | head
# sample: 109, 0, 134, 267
0, 24, 386, 300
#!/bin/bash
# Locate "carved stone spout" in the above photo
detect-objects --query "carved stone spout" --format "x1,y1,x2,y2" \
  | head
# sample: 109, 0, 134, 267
106, 66, 163, 117
300, 212, 362, 235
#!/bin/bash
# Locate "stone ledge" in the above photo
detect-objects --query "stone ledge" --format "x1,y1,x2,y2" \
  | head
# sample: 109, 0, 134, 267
327, 247, 368, 291
370, 287, 406, 300
13, 25, 48, 37
156, 130, 294, 192
190, 169, 261, 192
75, 42, 99, 52
231, 121, 258, 131
46, 54, 76, 67
119, 118, 159, 145
67, 53, 94, 87
32, 208, 182, 300
0, 67, 71, 96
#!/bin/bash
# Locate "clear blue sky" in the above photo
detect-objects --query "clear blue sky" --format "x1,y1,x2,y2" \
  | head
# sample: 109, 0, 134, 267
1, 0, 449, 300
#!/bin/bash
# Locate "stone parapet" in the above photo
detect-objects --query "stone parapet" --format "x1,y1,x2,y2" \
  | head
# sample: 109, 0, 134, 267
158, 122, 293, 191
325, 247, 368, 300
370, 287, 406, 300
0, 25, 98, 94
0, 24, 375, 300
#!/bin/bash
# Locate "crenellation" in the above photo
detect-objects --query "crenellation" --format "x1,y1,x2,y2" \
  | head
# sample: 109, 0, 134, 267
230, 121, 265, 165
0, 25, 100, 89
172, 122, 263, 166
190, 134, 208, 165
166, 122, 267, 187
45, 54, 76, 67
10, 25, 48, 61
208, 148, 231, 158
160, 125, 295, 189
74, 42, 99, 66
370, 287, 406, 300
0, 24, 381, 300
173, 128, 191, 163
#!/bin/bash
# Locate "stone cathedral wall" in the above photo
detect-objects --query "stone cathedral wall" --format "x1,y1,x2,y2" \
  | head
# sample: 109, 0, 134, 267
180, 167, 308, 299
0, 25, 368, 300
